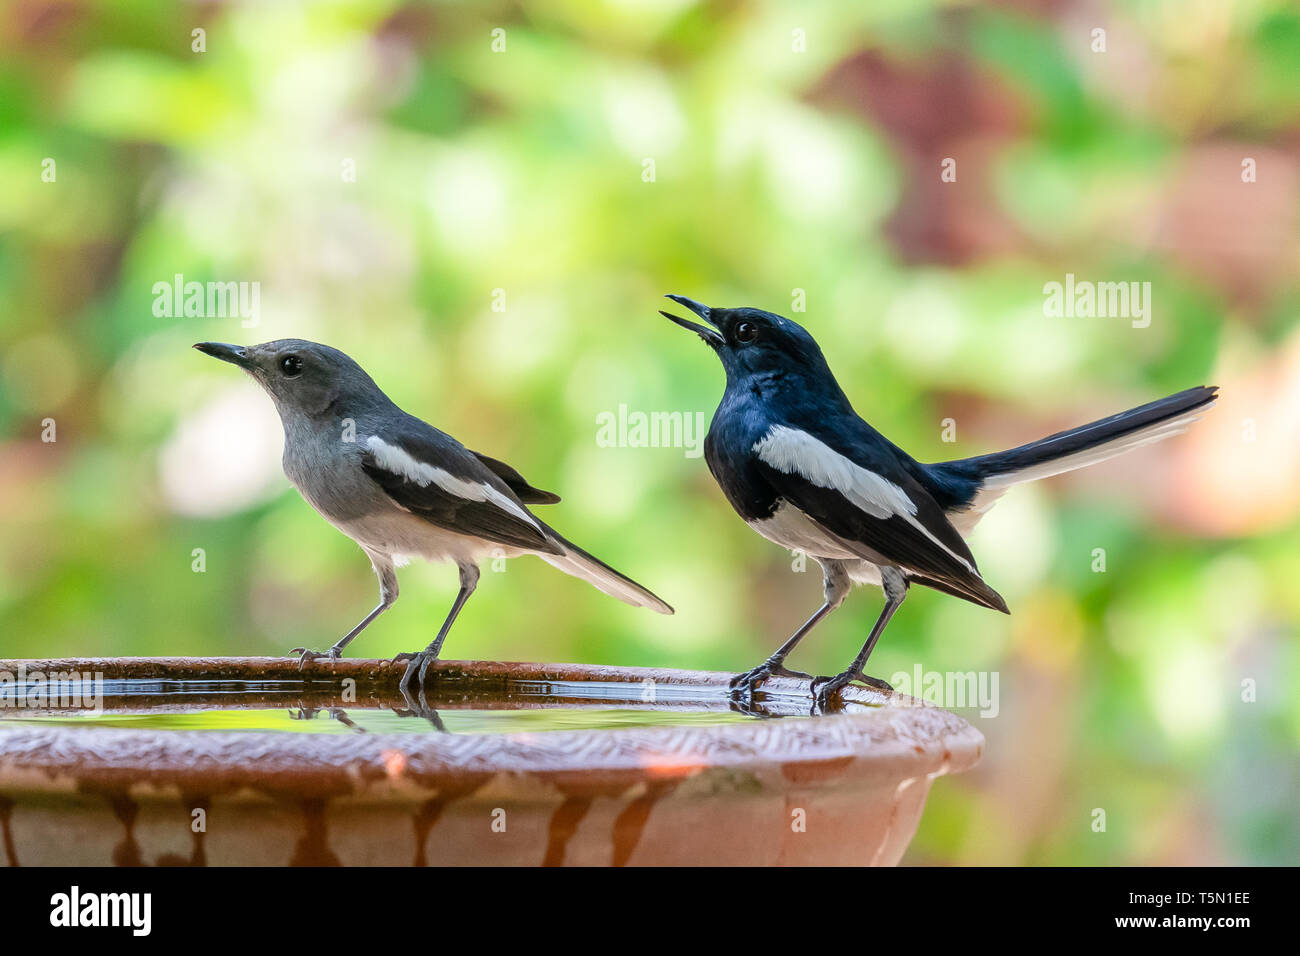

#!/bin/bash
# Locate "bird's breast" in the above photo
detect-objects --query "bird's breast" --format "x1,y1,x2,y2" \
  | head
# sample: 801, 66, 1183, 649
281, 430, 376, 523
705, 440, 777, 524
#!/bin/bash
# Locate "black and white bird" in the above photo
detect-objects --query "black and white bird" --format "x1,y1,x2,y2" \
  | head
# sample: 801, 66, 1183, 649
661, 295, 1217, 705
194, 339, 672, 691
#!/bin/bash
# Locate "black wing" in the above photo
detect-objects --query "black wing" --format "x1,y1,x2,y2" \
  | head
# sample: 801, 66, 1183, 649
753, 445, 1007, 613
470, 451, 561, 504
361, 421, 562, 555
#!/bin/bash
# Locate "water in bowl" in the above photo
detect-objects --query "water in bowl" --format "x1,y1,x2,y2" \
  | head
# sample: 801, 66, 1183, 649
0, 675, 870, 735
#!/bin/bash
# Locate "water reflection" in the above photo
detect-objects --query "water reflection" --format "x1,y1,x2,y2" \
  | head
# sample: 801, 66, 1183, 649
0, 675, 876, 735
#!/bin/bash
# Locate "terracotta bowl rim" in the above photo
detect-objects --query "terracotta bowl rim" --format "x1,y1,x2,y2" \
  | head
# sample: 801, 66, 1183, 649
0, 657, 984, 793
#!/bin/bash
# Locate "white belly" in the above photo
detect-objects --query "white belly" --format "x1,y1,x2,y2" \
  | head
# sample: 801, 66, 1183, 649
747, 500, 859, 559
845, 560, 883, 586
336, 510, 523, 566
749, 500, 888, 589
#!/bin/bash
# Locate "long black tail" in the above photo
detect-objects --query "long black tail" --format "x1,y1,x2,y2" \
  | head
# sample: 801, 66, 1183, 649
932, 385, 1218, 534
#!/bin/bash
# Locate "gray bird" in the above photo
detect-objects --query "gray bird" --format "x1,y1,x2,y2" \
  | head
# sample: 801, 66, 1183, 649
194, 339, 673, 690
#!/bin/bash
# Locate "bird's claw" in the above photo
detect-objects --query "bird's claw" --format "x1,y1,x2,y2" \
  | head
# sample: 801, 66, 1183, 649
811, 670, 893, 707
810, 673, 848, 708
289, 646, 341, 670
728, 660, 811, 698
398, 650, 438, 692
856, 674, 894, 693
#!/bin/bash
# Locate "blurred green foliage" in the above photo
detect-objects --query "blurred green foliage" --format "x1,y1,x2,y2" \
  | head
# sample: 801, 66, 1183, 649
1, 0, 1297, 864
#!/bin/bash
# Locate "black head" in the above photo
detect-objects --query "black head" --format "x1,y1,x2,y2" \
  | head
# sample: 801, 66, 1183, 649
661, 295, 833, 386
193, 338, 381, 417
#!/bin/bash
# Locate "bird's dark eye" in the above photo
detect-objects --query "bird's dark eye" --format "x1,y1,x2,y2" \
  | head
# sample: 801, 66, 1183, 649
280, 355, 304, 377
734, 322, 757, 343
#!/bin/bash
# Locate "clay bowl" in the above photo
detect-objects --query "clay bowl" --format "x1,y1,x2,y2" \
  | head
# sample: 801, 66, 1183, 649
0, 657, 982, 866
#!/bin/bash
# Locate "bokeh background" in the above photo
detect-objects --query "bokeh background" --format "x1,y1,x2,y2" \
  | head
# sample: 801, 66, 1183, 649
1, 0, 1298, 864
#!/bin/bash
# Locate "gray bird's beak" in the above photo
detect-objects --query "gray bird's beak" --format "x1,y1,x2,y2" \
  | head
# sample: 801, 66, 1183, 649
661, 294, 723, 347
193, 342, 251, 368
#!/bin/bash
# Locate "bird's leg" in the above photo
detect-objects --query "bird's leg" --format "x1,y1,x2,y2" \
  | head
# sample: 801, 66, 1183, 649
292, 553, 398, 668
729, 606, 825, 696
731, 560, 850, 698
292, 601, 387, 667
399, 563, 480, 692
813, 568, 908, 707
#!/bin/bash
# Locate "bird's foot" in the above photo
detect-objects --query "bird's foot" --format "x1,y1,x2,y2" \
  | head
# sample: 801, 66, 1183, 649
289, 646, 342, 669
728, 659, 812, 698
811, 670, 893, 707
397, 649, 439, 692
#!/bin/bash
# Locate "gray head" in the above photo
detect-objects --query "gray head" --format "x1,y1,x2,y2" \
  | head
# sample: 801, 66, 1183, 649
193, 338, 384, 419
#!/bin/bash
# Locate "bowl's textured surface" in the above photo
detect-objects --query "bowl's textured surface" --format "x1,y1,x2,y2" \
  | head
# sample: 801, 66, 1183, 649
0, 658, 983, 866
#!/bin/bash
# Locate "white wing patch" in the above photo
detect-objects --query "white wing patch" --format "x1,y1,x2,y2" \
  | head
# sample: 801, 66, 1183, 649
752, 424, 975, 572
753, 425, 912, 518
365, 435, 540, 530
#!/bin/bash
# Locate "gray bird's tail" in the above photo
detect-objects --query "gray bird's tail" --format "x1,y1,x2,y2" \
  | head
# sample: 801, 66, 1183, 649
935, 386, 1218, 534
535, 523, 674, 615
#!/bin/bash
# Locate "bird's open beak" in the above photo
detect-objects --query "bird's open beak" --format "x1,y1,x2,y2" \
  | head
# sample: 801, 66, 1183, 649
661, 294, 724, 347
193, 342, 251, 368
